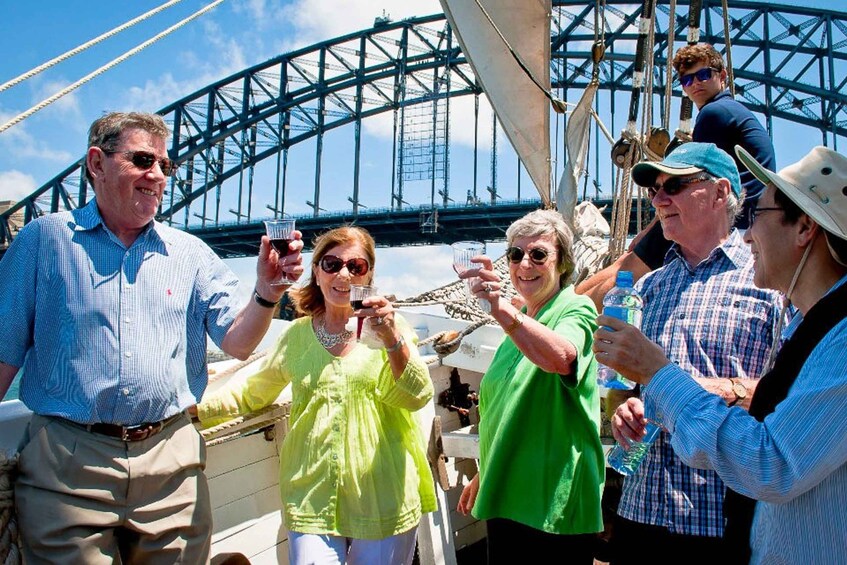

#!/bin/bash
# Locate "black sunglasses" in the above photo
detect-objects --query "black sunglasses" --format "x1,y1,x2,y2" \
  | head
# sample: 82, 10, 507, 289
319, 255, 370, 276
647, 174, 713, 199
746, 206, 783, 227
105, 149, 177, 177
678, 67, 719, 88
506, 246, 555, 265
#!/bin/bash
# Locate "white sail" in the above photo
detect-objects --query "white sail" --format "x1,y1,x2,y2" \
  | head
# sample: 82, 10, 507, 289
440, 0, 553, 205
556, 78, 599, 226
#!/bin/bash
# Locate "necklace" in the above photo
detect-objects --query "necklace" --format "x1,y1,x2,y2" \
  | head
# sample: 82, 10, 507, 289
315, 318, 353, 349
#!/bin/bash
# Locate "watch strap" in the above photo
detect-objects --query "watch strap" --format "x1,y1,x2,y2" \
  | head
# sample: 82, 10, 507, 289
253, 289, 279, 308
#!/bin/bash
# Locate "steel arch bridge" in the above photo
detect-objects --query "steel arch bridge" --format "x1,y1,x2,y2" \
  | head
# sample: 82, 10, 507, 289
2, 0, 846, 259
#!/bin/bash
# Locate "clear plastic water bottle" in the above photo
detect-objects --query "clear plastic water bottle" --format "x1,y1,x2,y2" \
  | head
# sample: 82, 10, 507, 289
607, 421, 662, 476
596, 270, 643, 390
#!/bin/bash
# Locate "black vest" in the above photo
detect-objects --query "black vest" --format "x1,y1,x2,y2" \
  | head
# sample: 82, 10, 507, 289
723, 282, 847, 564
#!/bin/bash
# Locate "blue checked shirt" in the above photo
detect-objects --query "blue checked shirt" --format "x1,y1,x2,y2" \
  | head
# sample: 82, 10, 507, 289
644, 274, 847, 563
0, 201, 242, 425
616, 229, 782, 537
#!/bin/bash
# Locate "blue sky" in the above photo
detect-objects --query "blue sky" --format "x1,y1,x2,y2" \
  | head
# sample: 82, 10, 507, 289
0, 0, 833, 303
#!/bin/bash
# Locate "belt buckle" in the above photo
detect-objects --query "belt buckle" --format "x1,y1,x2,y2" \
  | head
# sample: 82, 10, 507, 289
123, 424, 151, 442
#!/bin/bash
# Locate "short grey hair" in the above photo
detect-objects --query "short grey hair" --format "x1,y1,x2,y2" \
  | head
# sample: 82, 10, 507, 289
506, 209, 575, 286
86, 112, 170, 182
727, 186, 746, 225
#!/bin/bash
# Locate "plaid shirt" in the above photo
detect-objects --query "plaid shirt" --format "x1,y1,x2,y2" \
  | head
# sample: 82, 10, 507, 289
616, 229, 781, 537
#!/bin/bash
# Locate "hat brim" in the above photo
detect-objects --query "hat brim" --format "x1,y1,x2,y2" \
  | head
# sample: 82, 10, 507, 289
735, 145, 846, 238
631, 161, 703, 187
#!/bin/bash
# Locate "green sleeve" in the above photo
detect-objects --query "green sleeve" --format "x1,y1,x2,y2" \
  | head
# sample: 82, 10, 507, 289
551, 293, 598, 389
198, 322, 296, 427
376, 315, 434, 411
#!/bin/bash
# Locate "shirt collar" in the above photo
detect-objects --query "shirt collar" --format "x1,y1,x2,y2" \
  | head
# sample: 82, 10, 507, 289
707, 89, 733, 105
665, 228, 747, 270
71, 199, 170, 250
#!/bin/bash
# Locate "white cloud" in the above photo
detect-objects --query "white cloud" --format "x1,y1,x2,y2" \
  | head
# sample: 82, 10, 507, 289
0, 170, 38, 201
0, 110, 74, 163
32, 80, 83, 121
279, 0, 442, 51
123, 31, 250, 112
374, 245, 454, 298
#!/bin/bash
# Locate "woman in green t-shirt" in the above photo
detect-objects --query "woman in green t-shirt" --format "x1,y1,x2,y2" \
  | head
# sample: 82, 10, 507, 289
456, 209, 604, 564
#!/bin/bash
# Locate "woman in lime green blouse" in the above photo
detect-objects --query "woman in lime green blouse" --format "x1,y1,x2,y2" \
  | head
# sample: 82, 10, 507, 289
455, 210, 604, 564
197, 226, 436, 565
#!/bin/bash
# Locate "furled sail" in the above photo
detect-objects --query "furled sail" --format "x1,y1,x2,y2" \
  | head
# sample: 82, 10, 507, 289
556, 78, 598, 226
440, 0, 553, 205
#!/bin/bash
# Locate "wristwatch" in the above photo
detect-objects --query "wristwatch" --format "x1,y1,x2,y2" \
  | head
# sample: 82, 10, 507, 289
253, 288, 279, 309
728, 378, 748, 407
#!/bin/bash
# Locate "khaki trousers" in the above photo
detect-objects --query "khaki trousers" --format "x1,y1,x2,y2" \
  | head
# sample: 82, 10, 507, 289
15, 414, 212, 565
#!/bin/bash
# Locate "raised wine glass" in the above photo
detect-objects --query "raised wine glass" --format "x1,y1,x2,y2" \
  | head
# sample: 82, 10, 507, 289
349, 284, 378, 340
451, 241, 491, 313
264, 218, 297, 286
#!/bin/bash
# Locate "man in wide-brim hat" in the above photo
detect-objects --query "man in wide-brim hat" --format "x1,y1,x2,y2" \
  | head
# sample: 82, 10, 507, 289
594, 145, 847, 564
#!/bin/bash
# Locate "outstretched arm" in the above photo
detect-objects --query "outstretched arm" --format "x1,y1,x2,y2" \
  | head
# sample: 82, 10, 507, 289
221, 234, 304, 359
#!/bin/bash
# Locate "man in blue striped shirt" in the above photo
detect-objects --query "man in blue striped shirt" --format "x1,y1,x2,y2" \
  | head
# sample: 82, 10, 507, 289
0, 112, 303, 564
602, 143, 781, 563
595, 145, 847, 564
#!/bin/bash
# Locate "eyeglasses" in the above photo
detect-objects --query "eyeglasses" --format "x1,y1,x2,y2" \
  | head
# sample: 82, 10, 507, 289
506, 246, 555, 265
746, 206, 783, 227
678, 67, 719, 88
104, 150, 177, 177
319, 255, 370, 276
646, 174, 713, 199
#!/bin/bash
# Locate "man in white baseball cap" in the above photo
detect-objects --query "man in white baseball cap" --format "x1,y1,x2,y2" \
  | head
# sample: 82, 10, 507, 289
593, 145, 847, 565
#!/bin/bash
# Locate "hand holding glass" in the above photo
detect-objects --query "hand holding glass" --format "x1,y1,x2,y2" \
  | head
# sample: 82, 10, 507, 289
349, 284, 378, 340
452, 241, 491, 313
264, 219, 297, 286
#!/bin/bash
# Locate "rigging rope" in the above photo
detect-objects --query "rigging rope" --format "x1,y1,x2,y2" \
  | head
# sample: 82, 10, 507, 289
722, 0, 736, 97
0, 0, 225, 135
0, 0, 187, 94
663, 0, 678, 131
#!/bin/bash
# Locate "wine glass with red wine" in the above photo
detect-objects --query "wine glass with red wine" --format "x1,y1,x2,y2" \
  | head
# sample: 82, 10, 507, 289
264, 218, 297, 286
349, 284, 378, 340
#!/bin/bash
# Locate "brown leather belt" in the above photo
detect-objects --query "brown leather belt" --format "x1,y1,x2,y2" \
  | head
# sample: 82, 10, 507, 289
62, 412, 184, 442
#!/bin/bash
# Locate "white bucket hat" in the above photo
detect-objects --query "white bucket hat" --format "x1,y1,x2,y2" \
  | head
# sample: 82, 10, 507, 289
735, 145, 847, 240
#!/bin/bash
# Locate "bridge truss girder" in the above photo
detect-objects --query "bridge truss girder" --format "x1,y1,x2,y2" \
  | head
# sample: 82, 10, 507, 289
2, 0, 846, 257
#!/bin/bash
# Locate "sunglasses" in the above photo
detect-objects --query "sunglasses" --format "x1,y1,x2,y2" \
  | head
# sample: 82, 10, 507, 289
646, 174, 713, 199
319, 255, 370, 276
506, 246, 555, 265
105, 149, 177, 177
678, 67, 719, 88
746, 206, 783, 227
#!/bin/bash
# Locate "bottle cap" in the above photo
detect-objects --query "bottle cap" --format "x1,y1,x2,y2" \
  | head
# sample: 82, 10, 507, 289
615, 270, 634, 288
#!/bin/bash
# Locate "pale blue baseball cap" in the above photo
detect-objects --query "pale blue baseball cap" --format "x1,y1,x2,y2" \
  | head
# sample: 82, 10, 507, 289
632, 142, 742, 196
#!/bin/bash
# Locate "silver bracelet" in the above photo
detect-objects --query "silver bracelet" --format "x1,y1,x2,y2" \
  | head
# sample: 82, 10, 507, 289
385, 335, 405, 353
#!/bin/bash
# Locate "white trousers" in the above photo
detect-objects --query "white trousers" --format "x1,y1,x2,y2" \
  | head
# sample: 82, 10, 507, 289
288, 527, 418, 565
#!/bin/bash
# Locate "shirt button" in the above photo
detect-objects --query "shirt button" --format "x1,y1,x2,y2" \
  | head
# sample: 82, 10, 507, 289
124, 284, 131, 289
332, 454, 338, 461
122, 388, 130, 395
124, 318, 132, 323
125, 351, 133, 358
333, 424, 340, 431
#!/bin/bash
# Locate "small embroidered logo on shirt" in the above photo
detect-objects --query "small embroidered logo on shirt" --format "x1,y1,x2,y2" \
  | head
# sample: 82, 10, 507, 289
167, 289, 172, 296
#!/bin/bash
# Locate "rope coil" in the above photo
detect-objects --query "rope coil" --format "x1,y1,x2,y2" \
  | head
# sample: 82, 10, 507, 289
0, 453, 20, 565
